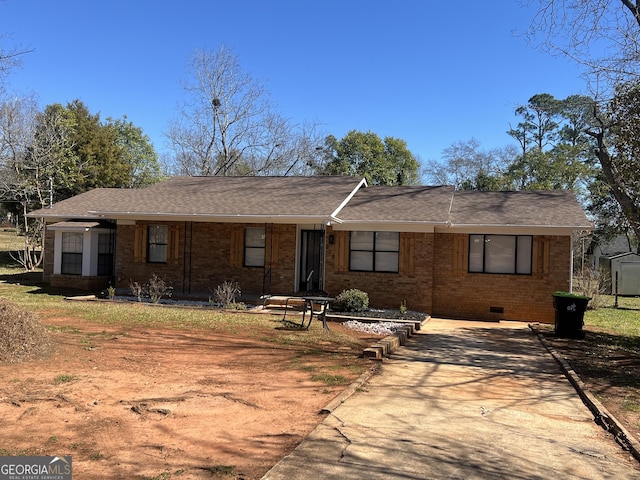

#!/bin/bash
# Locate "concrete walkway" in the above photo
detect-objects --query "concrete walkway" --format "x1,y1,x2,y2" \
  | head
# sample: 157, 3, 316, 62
262, 319, 640, 479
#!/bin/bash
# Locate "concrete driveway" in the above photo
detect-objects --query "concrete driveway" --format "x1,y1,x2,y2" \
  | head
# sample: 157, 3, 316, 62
262, 319, 640, 479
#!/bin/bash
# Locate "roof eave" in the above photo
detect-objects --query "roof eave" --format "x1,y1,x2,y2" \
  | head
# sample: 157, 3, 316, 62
87, 211, 340, 225
442, 223, 593, 235
332, 220, 448, 233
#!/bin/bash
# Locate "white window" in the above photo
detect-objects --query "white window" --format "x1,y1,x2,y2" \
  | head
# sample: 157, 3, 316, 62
350, 231, 399, 272
148, 225, 168, 263
244, 227, 265, 267
469, 234, 532, 275
61, 232, 83, 275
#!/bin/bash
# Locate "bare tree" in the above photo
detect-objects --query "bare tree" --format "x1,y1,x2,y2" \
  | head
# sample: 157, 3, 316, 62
422, 138, 514, 189
0, 27, 33, 96
527, 1, 640, 248
0, 96, 72, 270
527, 0, 640, 89
166, 46, 324, 176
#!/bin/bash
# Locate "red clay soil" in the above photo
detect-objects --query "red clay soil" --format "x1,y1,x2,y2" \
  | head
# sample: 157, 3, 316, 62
0, 315, 379, 480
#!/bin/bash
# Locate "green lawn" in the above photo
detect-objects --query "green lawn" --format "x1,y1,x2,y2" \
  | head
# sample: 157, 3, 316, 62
0, 261, 369, 353
585, 295, 640, 337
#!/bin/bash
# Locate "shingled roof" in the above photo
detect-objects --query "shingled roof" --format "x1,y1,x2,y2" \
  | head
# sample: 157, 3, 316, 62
30, 176, 366, 222
28, 176, 592, 233
449, 190, 592, 229
336, 185, 454, 224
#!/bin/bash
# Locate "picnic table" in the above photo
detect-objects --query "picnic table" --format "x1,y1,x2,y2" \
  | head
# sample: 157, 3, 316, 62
268, 295, 334, 332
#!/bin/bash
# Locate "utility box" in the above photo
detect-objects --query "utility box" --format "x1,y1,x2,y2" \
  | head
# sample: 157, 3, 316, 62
600, 252, 640, 296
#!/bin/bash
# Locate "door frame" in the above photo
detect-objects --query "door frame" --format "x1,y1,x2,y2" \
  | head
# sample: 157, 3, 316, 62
296, 226, 325, 293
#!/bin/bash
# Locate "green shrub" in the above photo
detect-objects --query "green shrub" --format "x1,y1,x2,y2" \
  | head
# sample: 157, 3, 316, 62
333, 289, 369, 312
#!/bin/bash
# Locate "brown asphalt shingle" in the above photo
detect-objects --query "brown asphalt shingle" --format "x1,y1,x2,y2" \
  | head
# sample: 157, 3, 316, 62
449, 190, 592, 228
30, 176, 366, 219
130, 176, 365, 217
28, 188, 138, 218
28, 177, 592, 230
337, 185, 454, 223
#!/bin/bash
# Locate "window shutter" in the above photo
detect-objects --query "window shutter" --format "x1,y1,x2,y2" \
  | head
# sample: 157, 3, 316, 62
452, 234, 468, 276
267, 229, 279, 267
168, 225, 180, 264
334, 231, 349, 272
399, 233, 415, 274
230, 227, 244, 267
133, 224, 147, 263
533, 236, 550, 277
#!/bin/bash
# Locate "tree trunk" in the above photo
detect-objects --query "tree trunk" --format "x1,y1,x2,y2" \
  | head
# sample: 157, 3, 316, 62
592, 130, 640, 250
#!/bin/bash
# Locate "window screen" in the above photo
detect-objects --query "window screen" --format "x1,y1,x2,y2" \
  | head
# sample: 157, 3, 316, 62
469, 234, 532, 275
61, 232, 83, 275
244, 227, 265, 267
350, 231, 399, 272
148, 225, 168, 263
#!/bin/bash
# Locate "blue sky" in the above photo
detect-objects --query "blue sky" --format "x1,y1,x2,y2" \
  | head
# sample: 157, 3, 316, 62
3, 0, 587, 164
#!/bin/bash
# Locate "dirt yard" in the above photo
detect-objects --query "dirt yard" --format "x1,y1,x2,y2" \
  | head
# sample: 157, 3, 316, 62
538, 326, 640, 448
0, 313, 379, 480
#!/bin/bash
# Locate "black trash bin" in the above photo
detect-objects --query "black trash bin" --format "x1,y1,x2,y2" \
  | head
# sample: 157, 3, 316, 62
552, 291, 591, 338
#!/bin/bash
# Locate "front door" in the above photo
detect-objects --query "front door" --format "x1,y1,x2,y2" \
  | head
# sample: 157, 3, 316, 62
299, 230, 324, 292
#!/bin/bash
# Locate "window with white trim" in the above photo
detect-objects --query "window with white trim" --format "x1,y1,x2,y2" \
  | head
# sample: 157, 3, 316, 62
469, 234, 532, 275
61, 232, 83, 275
148, 225, 168, 263
244, 227, 265, 267
349, 231, 399, 272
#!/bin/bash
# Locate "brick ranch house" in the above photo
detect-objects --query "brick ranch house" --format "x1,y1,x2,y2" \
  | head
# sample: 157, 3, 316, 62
28, 176, 592, 323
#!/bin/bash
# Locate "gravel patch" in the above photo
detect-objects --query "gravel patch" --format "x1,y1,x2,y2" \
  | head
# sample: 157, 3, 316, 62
342, 320, 407, 336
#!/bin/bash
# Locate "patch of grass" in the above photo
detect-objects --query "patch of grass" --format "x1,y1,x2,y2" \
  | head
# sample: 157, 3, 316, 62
143, 471, 172, 480
89, 452, 104, 461
54, 374, 79, 384
203, 465, 235, 476
0, 285, 371, 354
0, 448, 29, 456
585, 297, 640, 337
0, 229, 23, 249
47, 325, 82, 334
622, 396, 640, 412
583, 295, 640, 353
311, 373, 348, 386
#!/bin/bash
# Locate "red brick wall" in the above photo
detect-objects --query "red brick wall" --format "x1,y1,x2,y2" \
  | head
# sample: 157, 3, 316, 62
324, 229, 571, 323
115, 221, 297, 298
42, 219, 574, 322
324, 228, 434, 313
42, 230, 54, 282
50, 274, 108, 291
431, 233, 571, 323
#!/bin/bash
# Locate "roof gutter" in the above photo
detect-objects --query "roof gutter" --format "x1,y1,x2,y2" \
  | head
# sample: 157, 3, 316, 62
87, 210, 342, 225
448, 222, 593, 229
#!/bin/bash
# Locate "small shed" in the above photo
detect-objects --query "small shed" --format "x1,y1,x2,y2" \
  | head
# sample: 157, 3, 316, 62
600, 252, 640, 296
